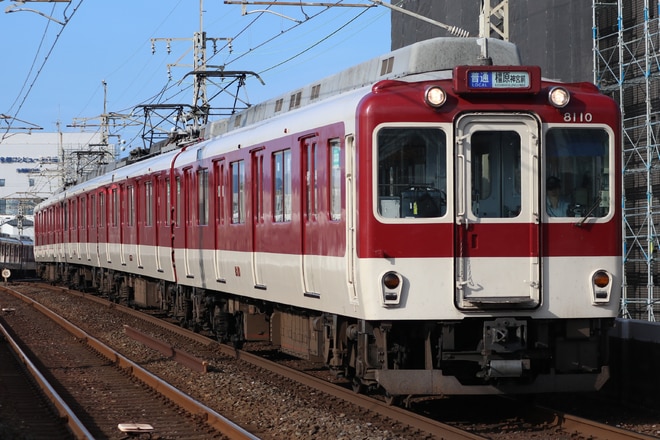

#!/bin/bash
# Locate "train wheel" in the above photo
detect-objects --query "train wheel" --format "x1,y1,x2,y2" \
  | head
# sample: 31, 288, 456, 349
384, 392, 400, 406
351, 377, 364, 394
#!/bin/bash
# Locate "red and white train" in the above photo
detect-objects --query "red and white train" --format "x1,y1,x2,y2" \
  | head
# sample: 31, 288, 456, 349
34, 37, 621, 397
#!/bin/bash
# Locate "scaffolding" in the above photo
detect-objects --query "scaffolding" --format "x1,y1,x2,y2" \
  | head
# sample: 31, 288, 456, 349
593, 0, 660, 321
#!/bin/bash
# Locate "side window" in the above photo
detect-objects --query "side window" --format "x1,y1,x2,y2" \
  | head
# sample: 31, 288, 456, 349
71, 199, 77, 230
545, 128, 610, 218
329, 138, 342, 221
231, 160, 245, 224
175, 177, 181, 226
253, 153, 264, 222
305, 141, 318, 219
198, 169, 209, 226
145, 181, 153, 227
99, 192, 106, 227
273, 150, 291, 222
90, 194, 96, 230
80, 196, 86, 229
128, 185, 135, 227
112, 188, 119, 227
376, 127, 447, 219
165, 178, 171, 226
185, 169, 194, 225
214, 161, 225, 225
63, 201, 68, 231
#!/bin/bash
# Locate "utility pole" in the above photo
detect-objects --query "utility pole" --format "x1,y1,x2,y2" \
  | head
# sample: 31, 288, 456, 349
480, 0, 509, 41
67, 81, 137, 183
151, 0, 233, 131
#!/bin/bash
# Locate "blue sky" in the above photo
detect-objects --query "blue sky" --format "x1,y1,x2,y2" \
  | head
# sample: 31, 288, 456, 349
1, 0, 391, 150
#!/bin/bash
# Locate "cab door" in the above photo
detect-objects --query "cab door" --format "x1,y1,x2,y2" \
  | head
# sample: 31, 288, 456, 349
455, 114, 540, 309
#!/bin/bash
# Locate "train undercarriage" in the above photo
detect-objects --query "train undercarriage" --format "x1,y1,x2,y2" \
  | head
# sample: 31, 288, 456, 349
38, 262, 613, 397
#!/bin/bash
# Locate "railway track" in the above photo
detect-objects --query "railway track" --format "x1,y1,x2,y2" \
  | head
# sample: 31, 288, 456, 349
0, 285, 256, 439
2, 282, 658, 440
0, 320, 82, 439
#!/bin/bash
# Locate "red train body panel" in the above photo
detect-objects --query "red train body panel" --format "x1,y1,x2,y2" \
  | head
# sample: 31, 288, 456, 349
34, 38, 622, 396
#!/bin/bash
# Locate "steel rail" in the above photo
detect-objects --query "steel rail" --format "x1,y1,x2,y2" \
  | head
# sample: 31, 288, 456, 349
0, 285, 260, 440
0, 321, 94, 440
548, 408, 659, 440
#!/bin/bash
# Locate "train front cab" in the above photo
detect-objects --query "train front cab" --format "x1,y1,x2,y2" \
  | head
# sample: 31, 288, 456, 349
352, 68, 621, 396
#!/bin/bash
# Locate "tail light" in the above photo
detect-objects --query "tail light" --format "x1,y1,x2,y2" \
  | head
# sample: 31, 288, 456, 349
591, 270, 612, 304
381, 271, 403, 306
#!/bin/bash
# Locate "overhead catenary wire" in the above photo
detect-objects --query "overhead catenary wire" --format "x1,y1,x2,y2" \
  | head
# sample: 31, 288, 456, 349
110, 1, 382, 144
1, 0, 84, 143
157, 1, 379, 105
5, 1, 388, 150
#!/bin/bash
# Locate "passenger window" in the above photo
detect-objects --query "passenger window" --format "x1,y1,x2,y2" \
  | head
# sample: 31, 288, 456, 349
128, 185, 135, 227
232, 160, 245, 224
376, 127, 446, 219
198, 169, 208, 226
545, 129, 610, 218
145, 181, 153, 227
329, 139, 342, 221
273, 150, 291, 222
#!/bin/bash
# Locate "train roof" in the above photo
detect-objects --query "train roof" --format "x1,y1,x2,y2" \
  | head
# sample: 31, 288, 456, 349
206, 37, 521, 139
35, 38, 522, 212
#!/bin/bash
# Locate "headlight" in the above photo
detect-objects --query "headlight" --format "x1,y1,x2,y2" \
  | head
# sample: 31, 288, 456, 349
425, 86, 447, 108
548, 86, 570, 108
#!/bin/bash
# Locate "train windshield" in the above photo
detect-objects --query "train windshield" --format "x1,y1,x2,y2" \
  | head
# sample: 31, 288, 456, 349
545, 128, 610, 218
376, 127, 447, 219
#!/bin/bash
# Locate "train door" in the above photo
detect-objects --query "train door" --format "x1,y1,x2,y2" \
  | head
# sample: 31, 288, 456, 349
90, 194, 98, 265
126, 184, 138, 267
183, 167, 194, 278
454, 114, 540, 308
81, 195, 89, 261
213, 159, 227, 282
251, 148, 266, 289
152, 177, 162, 273
301, 135, 321, 297
99, 190, 110, 264
118, 184, 126, 266
137, 180, 154, 270
71, 198, 78, 261
345, 134, 358, 304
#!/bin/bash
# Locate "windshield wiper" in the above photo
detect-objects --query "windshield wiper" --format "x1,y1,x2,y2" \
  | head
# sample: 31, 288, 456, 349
574, 196, 601, 227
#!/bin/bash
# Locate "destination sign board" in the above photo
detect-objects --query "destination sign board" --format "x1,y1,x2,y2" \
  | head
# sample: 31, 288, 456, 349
468, 71, 530, 89
453, 66, 541, 94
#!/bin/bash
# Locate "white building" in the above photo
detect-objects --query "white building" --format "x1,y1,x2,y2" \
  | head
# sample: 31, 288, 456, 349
0, 131, 102, 238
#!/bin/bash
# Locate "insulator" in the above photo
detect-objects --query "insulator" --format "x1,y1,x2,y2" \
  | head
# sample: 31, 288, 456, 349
449, 26, 470, 38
